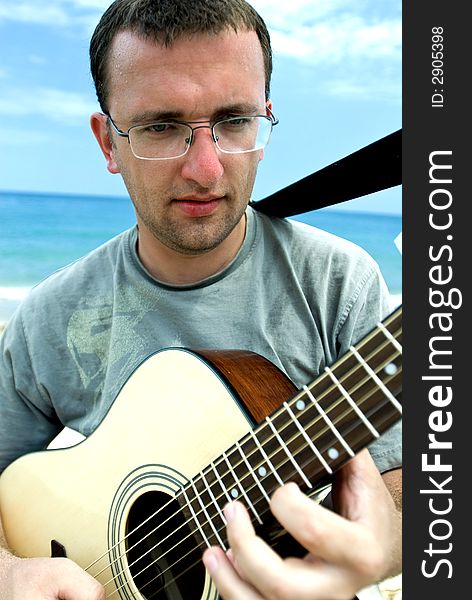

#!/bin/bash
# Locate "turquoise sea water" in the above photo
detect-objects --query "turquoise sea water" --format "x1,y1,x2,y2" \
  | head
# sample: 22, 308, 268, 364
0, 190, 401, 320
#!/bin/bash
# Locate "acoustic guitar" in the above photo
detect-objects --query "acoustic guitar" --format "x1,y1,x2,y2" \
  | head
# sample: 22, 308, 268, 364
0, 306, 402, 600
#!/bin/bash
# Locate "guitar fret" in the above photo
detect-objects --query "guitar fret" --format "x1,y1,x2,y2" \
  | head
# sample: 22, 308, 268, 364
180, 486, 210, 549
214, 451, 265, 520
200, 468, 228, 526
324, 366, 380, 439
302, 385, 355, 457
209, 460, 232, 505
235, 440, 271, 504
280, 390, 352, 474
350, 346, 402, 414
222, 451, 262, 525
283, 401, 333, 475
248, 429, 284, 486
190, 478, 226, 550
378, 321, 402, 353
239, 435, 277, 493
265, 416, 312, 489
329, 340, 396, 398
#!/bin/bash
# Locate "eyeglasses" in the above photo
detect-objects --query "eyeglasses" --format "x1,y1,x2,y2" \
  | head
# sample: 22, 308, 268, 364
105, 109, 279, 160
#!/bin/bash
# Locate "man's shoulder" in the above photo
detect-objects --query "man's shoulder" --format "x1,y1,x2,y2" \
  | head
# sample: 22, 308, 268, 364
253, 208, 374, 266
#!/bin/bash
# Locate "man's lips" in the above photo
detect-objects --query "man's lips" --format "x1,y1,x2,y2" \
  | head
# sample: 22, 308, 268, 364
172, 195, 224, 217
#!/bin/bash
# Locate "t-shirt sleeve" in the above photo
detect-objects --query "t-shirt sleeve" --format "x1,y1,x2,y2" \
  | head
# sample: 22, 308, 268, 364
0, 310, 61, 474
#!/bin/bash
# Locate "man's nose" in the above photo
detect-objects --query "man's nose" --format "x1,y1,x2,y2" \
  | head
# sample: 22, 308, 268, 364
180, 128, 224, 187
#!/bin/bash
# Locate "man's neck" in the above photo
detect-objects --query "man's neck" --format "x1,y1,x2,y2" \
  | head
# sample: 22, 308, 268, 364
136, 215, 247, 286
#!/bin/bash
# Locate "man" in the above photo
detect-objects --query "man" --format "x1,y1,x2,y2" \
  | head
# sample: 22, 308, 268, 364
0, 1, 402, 598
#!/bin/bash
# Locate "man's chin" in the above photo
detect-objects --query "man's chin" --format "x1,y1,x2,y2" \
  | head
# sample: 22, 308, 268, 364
154, 219, 243, 256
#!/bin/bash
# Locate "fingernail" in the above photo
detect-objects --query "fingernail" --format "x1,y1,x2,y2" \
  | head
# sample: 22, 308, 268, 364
203, 552, 218, 575
224, 501, 236, 523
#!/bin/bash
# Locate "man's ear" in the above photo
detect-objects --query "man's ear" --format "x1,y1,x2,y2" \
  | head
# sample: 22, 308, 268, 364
90, 112, 120, 174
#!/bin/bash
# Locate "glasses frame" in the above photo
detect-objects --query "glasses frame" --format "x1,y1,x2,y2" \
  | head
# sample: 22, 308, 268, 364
105, 108, 279, 161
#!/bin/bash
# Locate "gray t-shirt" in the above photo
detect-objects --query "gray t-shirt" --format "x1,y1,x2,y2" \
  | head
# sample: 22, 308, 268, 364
0, 207, 401, 473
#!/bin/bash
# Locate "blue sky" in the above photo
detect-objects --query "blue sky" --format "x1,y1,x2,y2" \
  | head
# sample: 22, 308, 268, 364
0, 0, 401, 214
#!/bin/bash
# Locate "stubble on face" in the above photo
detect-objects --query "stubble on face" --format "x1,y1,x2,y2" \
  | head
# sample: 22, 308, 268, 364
123, 159, 258, 256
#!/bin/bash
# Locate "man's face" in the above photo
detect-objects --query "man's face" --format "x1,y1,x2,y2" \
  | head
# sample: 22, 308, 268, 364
94, 29, 268, 257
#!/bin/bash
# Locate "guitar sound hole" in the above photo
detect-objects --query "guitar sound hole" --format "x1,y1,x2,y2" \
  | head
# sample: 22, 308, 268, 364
126, 491, 206, 599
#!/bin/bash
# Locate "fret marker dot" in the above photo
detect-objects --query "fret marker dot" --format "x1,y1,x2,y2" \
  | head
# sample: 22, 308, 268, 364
258, 466, 267, 477
327, 447, 339, 460
296, 399, 306, 411
384, 363, 398, 376
230, 488, 239, 499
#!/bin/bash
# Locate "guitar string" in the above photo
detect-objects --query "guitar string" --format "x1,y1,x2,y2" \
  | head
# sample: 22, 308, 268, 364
116, 318, 401, 587
88, 317, 402, 585
93, 321, 402, 593
105, 369, 402, 600
103, 362, 402, 599
97, 329, 402, 594
151, 389, 404, 600
85, 309, 402, 581
104, 381, 402, 600
85, 309, 401, 576
90, 321, 402, 581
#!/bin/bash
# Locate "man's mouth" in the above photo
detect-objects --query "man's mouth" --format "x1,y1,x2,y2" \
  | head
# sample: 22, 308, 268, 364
173, 195, 224, 217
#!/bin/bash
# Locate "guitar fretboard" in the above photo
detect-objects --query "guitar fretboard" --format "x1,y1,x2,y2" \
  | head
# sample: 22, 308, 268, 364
181, 307, 402, 551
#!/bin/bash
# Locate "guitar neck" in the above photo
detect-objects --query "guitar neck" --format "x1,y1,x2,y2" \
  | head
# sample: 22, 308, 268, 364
181, 307, 403, 549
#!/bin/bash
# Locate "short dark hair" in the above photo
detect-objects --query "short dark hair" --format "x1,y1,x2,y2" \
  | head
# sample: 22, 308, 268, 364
90, 0, 273, 113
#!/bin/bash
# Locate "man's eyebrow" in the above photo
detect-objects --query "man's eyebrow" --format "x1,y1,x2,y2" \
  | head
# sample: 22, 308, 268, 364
212, 103, 262, 117
129, 110, 183, 124
129, 103, 263, 124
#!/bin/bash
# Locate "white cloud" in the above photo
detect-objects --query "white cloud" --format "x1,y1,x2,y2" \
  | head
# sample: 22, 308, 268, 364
0, 1, 401, 66
266, 11, 401, 65
68, 0, 109, 8
253, 0, 401, 101
271, 17, 401, 63
0, 0, 400, 103
0, 2, 70, 26
0, 0, 107, 27
322, 76, 401, 102
0, 128, 51, 146
0, 87, 98, 123
252, 0, 349, 25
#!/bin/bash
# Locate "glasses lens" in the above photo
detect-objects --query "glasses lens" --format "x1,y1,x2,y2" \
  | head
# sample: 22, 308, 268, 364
214, 116, 272, 154
129, 122, 191, 159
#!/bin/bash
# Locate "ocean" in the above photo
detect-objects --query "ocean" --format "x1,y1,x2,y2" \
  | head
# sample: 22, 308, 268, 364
0, 190, 402, 323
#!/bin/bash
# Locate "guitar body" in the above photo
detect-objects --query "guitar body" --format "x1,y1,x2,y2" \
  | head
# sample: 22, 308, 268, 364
0, 348, 297, 600
0, 306, 402, 600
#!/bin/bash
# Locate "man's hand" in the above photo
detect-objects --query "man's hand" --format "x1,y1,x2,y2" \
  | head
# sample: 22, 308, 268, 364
0, 556, 105, 600
202, 450, 402, 600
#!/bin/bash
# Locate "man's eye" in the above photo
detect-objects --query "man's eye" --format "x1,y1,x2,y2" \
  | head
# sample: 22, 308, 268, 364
146, 123, 173, 133
226, 117, 252, 126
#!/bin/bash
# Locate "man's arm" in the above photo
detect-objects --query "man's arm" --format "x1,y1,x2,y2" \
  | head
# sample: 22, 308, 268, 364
0, 515, 105, 600
382, 467, 402, 512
